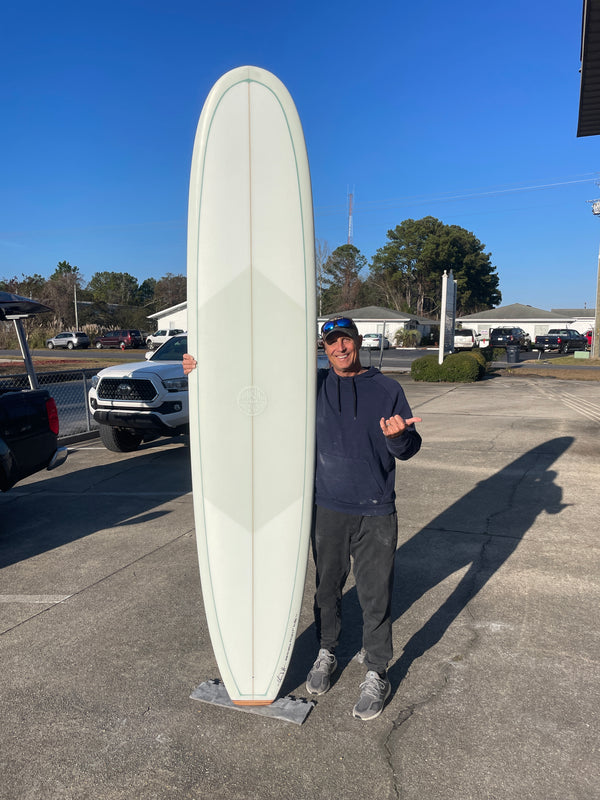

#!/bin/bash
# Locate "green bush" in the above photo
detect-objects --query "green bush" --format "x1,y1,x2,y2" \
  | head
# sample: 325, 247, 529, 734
411, 354, 443, 381
468, 348, 487, 372
477, 346, 494, 363
440, 352, 481, 382
411, 351, 484, 382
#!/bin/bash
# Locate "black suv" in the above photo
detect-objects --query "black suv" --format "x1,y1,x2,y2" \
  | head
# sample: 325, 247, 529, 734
94, 329, 144, 350
489, 327, 530, 350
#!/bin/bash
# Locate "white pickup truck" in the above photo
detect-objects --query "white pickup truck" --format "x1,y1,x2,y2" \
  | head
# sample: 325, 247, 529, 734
89, 334, 189, 452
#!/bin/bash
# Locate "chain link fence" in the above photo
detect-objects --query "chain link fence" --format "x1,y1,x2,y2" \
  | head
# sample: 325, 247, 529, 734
0, 369, 100, 440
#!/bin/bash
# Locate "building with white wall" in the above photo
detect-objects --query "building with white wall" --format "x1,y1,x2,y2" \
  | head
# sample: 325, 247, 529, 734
147, 301, 187, 332
456, 303, 595, 344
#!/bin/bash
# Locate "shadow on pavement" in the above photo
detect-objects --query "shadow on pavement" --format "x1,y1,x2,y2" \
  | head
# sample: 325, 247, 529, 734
283, 436, 573, 697
0, 443, 192, 570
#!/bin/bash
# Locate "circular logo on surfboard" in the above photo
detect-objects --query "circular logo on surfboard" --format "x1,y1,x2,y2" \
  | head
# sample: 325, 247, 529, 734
237, 385, 268, 416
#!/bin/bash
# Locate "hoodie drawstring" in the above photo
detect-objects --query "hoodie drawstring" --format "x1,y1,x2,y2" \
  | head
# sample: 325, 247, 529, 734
334, 374, 358, 419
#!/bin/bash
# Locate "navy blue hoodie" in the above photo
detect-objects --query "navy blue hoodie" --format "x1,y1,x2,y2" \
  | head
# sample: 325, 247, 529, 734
315, 367, 421, 516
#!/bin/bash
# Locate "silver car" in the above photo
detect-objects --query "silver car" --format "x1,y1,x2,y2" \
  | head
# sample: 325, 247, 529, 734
46, 331, 91, 350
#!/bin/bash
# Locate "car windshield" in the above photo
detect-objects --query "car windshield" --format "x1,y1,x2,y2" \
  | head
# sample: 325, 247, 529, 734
149, 335, 187, 361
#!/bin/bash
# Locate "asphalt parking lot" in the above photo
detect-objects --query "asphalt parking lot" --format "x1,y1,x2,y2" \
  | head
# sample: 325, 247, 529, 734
1, 373, 599, 800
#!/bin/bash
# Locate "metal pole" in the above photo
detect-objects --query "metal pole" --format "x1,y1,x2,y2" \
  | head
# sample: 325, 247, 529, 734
378, 321, 386, 370
82, 373, 92, 431
13, 319, 39, 390
74, 281, 79, 330
593, 243, 600, 359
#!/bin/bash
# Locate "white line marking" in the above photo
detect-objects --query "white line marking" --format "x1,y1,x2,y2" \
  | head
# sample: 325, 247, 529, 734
0, 595, 71, 604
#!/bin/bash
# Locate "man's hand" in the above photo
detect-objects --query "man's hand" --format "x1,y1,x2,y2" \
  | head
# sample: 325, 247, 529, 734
380, 415, 422, 438
182, 354, 197, 375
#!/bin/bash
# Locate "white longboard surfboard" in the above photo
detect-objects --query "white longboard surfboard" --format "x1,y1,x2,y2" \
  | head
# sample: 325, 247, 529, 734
187, 67, 316, 705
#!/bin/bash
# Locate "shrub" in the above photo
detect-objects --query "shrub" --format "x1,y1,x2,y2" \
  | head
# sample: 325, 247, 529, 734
412, 351, 484, 382
402, 328, 422, 348
411, 354, 443, 381
394, 328, 422, 347
477, 346, 494, 363
469, 348, 487, 371
440, 352, 481, 382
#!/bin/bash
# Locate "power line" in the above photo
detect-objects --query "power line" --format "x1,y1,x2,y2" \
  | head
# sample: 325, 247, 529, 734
314, 174, 599, 217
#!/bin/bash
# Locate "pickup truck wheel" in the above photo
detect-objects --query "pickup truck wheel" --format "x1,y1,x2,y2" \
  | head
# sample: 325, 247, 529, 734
99, 424, 143, 452
96, 341, 103, 349
562, 344, 569, 354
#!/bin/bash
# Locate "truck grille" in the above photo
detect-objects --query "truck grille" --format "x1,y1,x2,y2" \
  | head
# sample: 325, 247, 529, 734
97, 378, 157, 401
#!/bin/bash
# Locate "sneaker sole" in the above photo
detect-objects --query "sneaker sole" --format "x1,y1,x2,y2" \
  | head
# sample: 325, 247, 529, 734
306, 683, 329, 696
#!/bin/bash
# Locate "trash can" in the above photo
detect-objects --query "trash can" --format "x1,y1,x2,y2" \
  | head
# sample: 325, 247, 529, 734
506, 344, 519, 363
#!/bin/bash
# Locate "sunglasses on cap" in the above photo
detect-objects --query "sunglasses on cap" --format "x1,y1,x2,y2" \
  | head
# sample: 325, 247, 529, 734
321, 317, 357, 337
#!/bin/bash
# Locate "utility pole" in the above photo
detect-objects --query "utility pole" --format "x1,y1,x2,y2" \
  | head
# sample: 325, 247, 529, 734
590, 199, 600, 358
73, 280, 79, 330
347, 189, 354, 245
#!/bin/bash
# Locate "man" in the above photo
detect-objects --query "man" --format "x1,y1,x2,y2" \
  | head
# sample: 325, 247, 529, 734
182, 315, 421, 721
307, 316, 421, 720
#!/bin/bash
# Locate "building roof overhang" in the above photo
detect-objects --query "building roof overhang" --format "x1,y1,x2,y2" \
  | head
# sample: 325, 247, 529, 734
577, 0, 600, 136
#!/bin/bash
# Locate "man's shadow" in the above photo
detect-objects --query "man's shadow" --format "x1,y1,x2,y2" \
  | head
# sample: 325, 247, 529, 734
283, 436, 573, 696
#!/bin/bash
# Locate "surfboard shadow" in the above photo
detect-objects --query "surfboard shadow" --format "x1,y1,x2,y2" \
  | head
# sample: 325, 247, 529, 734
283, 436, 573, 698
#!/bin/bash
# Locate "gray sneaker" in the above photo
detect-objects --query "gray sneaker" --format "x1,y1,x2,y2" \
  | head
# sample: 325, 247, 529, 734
352, 670, 391, 720
306, 649, 337, 695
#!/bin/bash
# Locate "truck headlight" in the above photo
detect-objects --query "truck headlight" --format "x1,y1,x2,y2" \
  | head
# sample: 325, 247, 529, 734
162, 376, 188, 391
91, 375, 100, 388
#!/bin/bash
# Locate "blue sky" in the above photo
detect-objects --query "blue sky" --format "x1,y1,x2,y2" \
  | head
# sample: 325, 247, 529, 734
1, 0, 598, 311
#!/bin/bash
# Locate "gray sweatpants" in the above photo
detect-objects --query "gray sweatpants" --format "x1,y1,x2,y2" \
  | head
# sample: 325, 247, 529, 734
311, 505, 398, 674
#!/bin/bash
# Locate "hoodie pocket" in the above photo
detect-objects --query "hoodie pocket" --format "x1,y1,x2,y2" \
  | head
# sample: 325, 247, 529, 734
316, 451, 385, 507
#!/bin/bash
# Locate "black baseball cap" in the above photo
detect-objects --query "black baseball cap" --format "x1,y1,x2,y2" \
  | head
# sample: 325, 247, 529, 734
321, 316, 360, 343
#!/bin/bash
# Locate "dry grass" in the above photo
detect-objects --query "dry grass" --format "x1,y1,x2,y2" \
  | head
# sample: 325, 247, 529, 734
0, 357, 123, 375
501, 355, 600, 381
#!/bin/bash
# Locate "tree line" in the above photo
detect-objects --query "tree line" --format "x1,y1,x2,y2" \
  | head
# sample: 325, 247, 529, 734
318, 216, 501, 317
1, 215, 501, 347
0, 261, 186, 343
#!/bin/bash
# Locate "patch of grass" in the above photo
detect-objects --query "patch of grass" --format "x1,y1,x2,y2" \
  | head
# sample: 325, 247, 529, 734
0, 357, 123, 375
505, 356, 600, 381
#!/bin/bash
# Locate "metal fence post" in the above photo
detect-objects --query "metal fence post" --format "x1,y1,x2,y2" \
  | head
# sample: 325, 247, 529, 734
82, 372, 92, 432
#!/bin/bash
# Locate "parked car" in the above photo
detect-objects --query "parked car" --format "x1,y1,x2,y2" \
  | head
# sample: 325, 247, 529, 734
489, 327, 530, 350
146, 328, 185, 350
46, 331, 90, 350
94, 329, 144, 350
361, 333, 390, 350
1, 291, 67, 491
453, 329, 478, 351
89, 334, 188, 452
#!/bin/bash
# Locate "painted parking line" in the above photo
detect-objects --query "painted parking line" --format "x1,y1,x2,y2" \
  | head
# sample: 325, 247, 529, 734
0, 595, 71, 604
529, 381, 600, 424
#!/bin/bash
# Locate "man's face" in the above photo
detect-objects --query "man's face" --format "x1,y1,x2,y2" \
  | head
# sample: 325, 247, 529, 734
323, 331, 363, 375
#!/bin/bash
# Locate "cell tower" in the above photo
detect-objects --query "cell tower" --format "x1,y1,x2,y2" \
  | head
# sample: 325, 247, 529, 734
347, 190, 354, 244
